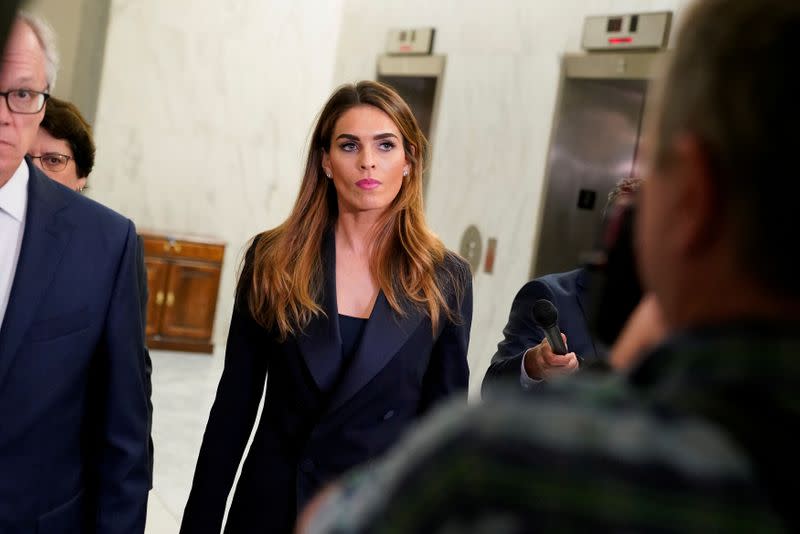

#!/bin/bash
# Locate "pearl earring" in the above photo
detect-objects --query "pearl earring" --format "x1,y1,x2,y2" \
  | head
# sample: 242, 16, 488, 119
325, 171, 332, 179
403, 169, 409, 177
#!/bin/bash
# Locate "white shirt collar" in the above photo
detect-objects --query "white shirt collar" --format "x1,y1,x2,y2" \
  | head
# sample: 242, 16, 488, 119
0, 160, 29, 222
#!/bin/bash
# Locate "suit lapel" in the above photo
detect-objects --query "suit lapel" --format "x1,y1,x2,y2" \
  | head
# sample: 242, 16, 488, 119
574, 268, 603, 361
297, 227, 426, 411
0, 163, 73, 389
295, 230, 342, 392
575, 268, 589, 327
326, 290, 424, 414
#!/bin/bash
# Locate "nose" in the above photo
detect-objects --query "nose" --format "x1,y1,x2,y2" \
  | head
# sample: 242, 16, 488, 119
358, 146, 376, 170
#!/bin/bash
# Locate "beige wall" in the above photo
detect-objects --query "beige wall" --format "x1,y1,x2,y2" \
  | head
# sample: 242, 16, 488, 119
87, 0, 344, 352
68, 0, 698, 396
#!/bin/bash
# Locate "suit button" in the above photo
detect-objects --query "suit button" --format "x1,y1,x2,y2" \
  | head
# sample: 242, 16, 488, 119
383, 410, 395, 420
300, 458, 315, 473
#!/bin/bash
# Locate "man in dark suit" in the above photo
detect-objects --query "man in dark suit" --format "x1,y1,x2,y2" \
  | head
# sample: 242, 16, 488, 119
483, 178, 641, 392
0, 14, 151, 532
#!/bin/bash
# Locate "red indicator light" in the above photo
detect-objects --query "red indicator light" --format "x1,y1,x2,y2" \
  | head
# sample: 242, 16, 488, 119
609, 37, 633, 44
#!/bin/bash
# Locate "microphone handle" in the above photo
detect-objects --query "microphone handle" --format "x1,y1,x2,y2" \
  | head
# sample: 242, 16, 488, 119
543, 326, 568, 355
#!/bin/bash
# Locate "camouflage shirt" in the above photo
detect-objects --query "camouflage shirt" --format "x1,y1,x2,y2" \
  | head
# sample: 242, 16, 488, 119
303, 324, 798, 533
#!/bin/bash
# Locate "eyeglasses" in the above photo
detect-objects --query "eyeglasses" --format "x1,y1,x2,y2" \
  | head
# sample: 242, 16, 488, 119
30, 152, 73, 172
0, 89, 50, 114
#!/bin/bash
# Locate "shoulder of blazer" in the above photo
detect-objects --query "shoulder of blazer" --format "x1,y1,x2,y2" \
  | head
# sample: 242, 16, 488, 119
28, 162, 131, 238
434, 251, 472, 323
439, 251, 472, 293
535, 268, 584, 298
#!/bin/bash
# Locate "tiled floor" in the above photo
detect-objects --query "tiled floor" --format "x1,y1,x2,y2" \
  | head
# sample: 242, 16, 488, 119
144, 348, 227, 534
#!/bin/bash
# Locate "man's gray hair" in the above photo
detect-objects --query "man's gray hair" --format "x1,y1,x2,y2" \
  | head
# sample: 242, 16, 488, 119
16, 11, 59, 90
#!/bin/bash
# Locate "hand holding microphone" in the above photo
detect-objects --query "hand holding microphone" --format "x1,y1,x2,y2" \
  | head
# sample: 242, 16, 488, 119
522, 299, 580, 381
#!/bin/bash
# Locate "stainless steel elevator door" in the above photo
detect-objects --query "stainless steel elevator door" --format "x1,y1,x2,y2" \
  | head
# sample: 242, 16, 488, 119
533, 77, 647, 278
377, 75, 438, 141
376, 54, 445, 195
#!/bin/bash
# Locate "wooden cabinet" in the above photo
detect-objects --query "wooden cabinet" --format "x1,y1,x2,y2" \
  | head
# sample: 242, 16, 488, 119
140, 230, 226, 353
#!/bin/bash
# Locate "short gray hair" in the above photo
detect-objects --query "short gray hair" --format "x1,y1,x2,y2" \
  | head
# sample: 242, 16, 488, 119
16, 11, 60, 90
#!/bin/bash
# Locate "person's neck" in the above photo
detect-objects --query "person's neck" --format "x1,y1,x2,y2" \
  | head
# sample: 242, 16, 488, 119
0, 158, 26, 189
335, 209, 382, 257
0, 170, 14, 189
667, 273, 800, 332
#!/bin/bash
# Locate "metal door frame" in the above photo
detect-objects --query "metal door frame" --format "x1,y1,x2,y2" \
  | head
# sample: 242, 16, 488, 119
377, 54, 446, 194
528, 51, 668, 279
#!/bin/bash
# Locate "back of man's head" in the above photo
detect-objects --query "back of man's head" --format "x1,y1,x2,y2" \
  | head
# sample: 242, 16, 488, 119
652, 0, 800, 298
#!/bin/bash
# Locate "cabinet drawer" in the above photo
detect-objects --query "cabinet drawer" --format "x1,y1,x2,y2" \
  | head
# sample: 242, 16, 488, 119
142, 237, 224, 262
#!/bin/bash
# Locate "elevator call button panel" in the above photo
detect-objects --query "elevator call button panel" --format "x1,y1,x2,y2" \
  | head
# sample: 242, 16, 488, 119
582, 12, 671, 51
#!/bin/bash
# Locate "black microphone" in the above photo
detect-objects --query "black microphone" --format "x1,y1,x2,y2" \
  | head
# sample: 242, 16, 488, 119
532, 299, 568, 355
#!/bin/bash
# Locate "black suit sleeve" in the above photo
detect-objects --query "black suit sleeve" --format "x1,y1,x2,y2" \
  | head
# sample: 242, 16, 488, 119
135, 235, 154, 489
96, 221, 152, 533
481, 280, 554, 395
180, 245, 270, 534
418, 257, 473, 414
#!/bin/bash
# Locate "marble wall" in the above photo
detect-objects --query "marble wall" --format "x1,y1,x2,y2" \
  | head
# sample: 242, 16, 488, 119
23, 0, 110, 124
88, 0, 697, 398
88, 0, 344, 350
334, 0, 693, 397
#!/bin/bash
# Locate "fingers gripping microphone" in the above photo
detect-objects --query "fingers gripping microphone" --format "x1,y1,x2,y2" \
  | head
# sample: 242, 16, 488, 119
532, 299, 568, 355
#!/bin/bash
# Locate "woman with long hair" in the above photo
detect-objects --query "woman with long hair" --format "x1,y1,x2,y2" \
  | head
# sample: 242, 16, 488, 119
181, 81, 472, 533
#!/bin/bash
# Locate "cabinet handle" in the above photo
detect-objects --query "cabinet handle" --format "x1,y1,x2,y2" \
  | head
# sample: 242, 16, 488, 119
155, 291, 165, 306
163, 239, 182, 253
166, 292, 175, 307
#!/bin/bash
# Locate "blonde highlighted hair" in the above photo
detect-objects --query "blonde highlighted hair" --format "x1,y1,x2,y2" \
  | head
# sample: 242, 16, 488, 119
243, 81, 467, 339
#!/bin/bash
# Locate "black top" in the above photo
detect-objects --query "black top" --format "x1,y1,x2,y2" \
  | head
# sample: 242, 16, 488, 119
339, 314, 368, 363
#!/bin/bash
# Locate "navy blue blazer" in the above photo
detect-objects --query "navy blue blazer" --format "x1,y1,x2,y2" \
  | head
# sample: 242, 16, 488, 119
482, 268, 605, 394
181, 233, 472, 534
0, 160, 151, 533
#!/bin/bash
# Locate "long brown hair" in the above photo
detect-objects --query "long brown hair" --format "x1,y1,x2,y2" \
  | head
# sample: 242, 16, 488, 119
245, 80, 466, 339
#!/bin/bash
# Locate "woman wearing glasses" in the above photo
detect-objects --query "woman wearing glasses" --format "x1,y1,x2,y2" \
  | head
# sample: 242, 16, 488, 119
181, 81, 473, 533
27, 96, 94, 192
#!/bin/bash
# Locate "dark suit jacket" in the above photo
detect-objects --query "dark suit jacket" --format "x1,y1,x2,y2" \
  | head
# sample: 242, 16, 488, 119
136, 234, 154, 489
482, 268, 604, 394
181, 233, 473, 534
0, 160, 152, 533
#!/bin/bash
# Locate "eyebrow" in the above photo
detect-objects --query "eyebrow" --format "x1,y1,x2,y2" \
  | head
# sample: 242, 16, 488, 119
6, 77, 44, 90
336, 133, 399, 142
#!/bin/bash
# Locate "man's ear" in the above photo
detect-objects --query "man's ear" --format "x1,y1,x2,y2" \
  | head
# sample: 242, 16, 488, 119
672, 134, 723, 255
